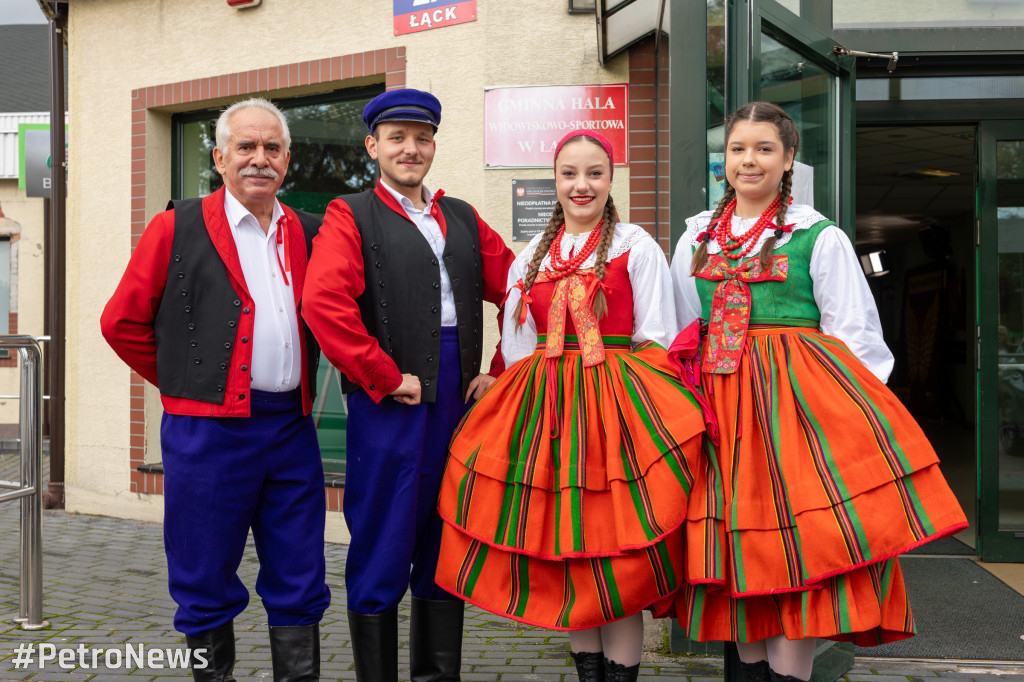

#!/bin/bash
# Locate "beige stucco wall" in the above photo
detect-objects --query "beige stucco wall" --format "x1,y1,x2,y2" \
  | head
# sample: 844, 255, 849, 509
0, 181, 46, 427
66, 0, 629, 527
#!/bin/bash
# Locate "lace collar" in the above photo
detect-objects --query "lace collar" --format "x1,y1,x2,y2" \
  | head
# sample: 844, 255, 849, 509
520, 223, 650, 270
684, 203, 829, 254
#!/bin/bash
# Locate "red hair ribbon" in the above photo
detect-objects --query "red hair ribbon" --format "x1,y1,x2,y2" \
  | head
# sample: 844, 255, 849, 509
554, 129, 616, 177
499, 278, 534, 326
697, 216, 726, 244
584, 276, 611, 303
773, 222, 796, 238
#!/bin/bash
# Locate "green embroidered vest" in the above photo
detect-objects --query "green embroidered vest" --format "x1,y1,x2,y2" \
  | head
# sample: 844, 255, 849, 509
694, 220, 834, 327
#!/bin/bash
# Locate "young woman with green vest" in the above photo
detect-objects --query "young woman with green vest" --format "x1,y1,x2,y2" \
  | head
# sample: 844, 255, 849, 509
668, 101, 968, 682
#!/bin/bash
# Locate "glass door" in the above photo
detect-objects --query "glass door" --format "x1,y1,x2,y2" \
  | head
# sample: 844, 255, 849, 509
978, 121, 1024, 562
725, 0, 856, 231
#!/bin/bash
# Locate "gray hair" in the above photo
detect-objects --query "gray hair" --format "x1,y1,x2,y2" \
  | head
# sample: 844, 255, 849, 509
215, 98, 291, 154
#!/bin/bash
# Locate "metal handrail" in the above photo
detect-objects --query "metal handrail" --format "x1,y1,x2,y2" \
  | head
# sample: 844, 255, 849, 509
0, 336, 48, 629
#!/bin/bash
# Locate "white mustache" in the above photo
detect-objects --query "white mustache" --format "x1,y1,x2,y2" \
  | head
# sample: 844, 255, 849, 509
239, 166, 279, 180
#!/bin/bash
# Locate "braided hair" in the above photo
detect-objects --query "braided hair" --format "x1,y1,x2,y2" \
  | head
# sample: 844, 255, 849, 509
691, 101, 800, 274
513, 134, 619, 329
591, 193, 619, 320
512, 202, 563, 328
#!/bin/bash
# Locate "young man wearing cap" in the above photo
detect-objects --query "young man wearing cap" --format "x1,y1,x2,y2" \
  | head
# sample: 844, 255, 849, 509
303, 88, 514, 681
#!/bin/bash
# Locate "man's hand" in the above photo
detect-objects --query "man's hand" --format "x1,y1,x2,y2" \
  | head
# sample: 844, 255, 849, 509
465, 373, 496, 403
391, 373, 422, 405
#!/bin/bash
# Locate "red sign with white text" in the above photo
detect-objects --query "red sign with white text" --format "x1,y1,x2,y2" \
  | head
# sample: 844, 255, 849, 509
484, 84, 629, 168
394, 0, 476, 36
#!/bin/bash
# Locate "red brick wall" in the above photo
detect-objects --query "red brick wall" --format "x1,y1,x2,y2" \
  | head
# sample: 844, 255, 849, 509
128, 49, 407, 511
628, 37, 671, 254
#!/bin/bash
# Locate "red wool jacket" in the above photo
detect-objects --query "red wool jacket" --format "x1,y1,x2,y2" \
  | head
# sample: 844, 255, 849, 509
100, 187, 316, 417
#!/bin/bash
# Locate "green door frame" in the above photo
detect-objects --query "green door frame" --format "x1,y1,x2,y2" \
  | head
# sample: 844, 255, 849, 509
668, 0, 710, 249
977, 120, 1024, 562
727, 0, 857, 235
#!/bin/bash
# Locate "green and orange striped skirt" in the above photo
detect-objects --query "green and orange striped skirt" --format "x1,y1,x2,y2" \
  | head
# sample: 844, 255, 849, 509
662, 326, 968, 645
436, 336, 708, 630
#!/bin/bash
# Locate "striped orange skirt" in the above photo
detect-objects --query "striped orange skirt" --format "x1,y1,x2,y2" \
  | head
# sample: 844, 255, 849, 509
663, 327, 968, 644
436, 336, 707, 630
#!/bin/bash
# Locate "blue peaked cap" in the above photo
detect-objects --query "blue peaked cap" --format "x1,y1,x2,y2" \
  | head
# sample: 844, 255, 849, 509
363, 88, 442, 132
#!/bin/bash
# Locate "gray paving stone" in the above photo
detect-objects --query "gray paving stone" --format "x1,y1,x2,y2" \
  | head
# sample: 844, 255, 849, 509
3, 504, 1024, 681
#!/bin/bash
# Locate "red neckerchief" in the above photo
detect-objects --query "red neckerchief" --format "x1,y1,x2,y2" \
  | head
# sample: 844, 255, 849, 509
693, 254, 789, 374
274, 213, 291, 285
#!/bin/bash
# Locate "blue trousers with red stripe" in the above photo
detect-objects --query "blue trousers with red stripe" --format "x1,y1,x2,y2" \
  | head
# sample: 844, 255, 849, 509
344, 327, 467, 614
161, 388, 331, 636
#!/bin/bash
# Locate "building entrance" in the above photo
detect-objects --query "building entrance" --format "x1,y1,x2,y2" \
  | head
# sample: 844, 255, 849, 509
855, 124, 978, 546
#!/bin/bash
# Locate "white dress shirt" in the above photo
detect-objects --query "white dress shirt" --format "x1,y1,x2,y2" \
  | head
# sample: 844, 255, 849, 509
501, 223, 677, 367
669, 203, 895, 382
380, 179, 458, 326
223, 190, 302, 392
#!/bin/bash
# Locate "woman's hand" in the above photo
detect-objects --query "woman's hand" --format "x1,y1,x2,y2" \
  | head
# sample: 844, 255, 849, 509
465, 373, 496, 402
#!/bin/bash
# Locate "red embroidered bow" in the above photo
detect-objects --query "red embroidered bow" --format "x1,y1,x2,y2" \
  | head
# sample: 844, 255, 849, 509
542, 270, 606, 368
693, 254, 788, 374
535, 269, 607, 437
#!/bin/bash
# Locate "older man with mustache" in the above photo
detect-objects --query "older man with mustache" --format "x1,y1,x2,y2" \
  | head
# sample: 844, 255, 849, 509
102, 98, 330, 682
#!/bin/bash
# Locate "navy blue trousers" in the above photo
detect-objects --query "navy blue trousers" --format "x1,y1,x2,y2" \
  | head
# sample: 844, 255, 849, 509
162, 389, 331, 636
344, 327, 467, 614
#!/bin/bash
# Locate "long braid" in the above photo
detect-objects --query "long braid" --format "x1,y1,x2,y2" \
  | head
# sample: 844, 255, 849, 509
512, 202, 564, 329
757, 167, 794, 269
775, 168, 793, 227
591, 194, 619, 321
690, 184, 735, 275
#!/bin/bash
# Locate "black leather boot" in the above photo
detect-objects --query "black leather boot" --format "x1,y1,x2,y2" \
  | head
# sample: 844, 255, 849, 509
570, 651, 605, 681
185, 621, 236, 682
269, 624, 320, 682
603, 657, 640, 682
769, 671, 809, 682
348, 608, 398, 682
741, 660, 771, 682
410, 597, 464, 681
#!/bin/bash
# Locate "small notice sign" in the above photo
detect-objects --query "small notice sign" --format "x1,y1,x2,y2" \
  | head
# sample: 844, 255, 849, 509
394, 0, 476, 35
512, 179, 558, 242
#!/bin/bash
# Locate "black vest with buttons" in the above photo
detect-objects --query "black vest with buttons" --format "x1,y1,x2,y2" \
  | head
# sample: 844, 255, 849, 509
154, 198, 321, 404
341, 190, 484, 403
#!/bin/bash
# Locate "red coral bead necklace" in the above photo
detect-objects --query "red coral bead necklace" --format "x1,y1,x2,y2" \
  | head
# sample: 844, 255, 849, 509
547, 220, 604, 279
716, 194, 781, 260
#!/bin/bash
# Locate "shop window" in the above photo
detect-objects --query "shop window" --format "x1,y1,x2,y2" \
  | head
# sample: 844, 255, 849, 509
172, 86, 383, 479
858, 75, 1024, 102
173, 85, 382, 214
834, 0, 1024, 29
